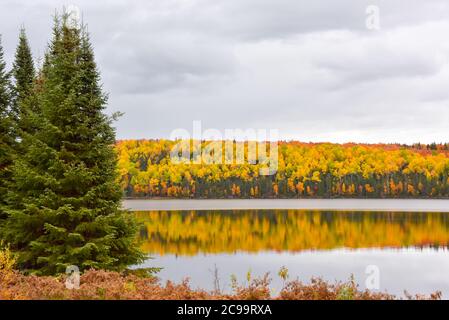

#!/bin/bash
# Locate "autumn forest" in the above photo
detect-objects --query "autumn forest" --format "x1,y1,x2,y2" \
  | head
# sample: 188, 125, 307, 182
117, 140, 449, 199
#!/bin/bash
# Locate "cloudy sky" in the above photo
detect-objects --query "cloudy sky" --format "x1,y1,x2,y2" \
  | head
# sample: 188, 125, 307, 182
1, 0, 449, 143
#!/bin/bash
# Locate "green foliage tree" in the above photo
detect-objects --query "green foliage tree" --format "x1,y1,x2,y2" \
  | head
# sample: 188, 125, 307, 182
2, 15, 144, 275
0, 36, 14, 221
10, 28, 35, 124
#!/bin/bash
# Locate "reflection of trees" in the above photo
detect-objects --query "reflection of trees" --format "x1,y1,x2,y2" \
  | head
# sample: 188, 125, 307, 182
136, 210, 449, 255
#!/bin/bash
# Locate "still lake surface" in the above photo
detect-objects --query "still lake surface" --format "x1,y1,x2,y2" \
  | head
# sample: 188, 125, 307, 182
135, 209, 449, 297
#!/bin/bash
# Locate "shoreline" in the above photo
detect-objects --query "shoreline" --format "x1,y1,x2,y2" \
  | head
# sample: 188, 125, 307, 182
123, 199, 449, 212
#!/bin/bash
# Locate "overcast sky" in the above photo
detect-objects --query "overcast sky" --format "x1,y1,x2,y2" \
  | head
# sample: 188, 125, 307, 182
1, 0, 449, 143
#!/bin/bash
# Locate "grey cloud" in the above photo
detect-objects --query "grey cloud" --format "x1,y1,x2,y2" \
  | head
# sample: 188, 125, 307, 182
99, 32, 237, 94
1, 0, 449, 143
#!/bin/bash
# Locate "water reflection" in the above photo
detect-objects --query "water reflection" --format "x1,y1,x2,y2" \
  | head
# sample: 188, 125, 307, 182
135, 210, 449, 296
136, 210, 449, 255
141, 248, 449, 297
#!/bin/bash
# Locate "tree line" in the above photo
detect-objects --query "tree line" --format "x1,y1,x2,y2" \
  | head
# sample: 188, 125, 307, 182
117, 140, 449, 198
0, 13, 144, 275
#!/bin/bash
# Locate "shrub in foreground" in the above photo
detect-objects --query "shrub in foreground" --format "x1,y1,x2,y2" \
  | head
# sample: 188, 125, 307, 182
0, 267, 441, 300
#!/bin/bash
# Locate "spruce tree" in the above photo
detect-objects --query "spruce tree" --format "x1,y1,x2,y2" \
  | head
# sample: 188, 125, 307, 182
10, 28, 35, 123
0, 36, 14, 222
2, 15, 144, 275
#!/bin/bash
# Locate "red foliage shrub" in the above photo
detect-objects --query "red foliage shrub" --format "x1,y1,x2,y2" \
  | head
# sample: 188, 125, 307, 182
0, 269, 441, 300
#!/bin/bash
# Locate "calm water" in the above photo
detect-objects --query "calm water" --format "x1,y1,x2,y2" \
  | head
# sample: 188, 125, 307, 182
135, 210, 449, 297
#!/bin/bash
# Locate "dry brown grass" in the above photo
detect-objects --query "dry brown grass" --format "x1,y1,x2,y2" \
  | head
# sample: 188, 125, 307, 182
0, 246, 441, 300
0, 268, 442, 300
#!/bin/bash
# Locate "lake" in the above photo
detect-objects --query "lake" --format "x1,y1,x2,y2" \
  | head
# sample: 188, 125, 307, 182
134, 208, 449, 297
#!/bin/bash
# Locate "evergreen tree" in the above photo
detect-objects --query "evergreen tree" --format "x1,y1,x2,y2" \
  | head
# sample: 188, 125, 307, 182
0, 36, 14, 221
2, 15, 144, 275
10, 28, 35, 123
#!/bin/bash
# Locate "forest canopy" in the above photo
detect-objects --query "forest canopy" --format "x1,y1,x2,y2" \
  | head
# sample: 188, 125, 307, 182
117, 140, 449, 198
